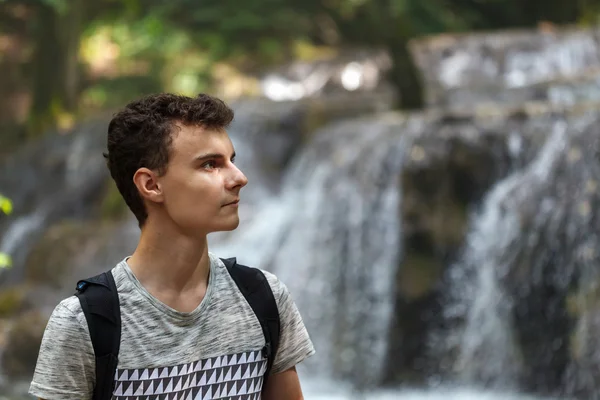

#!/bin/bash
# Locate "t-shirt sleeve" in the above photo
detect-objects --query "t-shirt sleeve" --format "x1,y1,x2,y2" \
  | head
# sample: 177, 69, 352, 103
29, 298, 96, 400
262, 271, 316, 374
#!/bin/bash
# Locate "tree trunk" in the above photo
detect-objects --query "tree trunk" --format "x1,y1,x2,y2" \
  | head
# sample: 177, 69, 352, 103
29, 4, 61, 135
388, 40, 425, 110
29, 0, 84, 135
328, 1, 426, 110
61, 0, 85, 111
0, 4, 31, 151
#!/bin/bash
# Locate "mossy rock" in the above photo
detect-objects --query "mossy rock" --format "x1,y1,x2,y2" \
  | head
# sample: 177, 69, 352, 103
301, 91, 395, 141
566, 283, 600, 362
24, 220, 113, 288
0, 285, 29, 318
397, 252, 444, 300
1, 310, 47, 379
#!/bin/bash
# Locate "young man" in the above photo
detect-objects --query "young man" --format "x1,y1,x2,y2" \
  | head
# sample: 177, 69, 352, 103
29, 93, 315, 399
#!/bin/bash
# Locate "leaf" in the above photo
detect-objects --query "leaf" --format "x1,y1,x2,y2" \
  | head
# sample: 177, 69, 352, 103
390, 0, 408, 18
0, 253, 12, 269
41, 0, 69, 15
0, 195, 12, 215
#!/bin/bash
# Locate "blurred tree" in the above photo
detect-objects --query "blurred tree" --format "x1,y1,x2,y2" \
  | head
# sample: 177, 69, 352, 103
135, 0, 593, 108
0, 0, 130, 136
0, 1, 34, 150
28, 0, 85, 134
127, 0, 314, 72
0, 0, 596, 136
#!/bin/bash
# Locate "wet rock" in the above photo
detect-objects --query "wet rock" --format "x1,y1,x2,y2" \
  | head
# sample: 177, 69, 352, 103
0, 285, 29, 318
1, 310, 46, 379
383, 115, 516, 385
564, 296, 600, 398
20, 218, 137, 316
0, 119, 111, 281
24, 220, 114, 289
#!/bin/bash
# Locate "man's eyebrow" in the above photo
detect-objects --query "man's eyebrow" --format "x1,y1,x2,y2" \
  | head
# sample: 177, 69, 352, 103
194, 152, 236, 162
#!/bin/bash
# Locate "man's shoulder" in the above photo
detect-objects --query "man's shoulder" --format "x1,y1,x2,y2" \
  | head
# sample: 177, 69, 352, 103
39, 294, 92, 347
256, 268, 294, 306
258, 269, 282, 290
54, 295, 83, 317
43, 295, 89, 336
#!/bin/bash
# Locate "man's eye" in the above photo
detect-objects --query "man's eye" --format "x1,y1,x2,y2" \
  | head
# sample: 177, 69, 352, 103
202, 160, 216, 170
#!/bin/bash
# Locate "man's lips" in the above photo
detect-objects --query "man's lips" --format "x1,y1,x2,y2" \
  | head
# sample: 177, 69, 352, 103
223, 199, 240, 207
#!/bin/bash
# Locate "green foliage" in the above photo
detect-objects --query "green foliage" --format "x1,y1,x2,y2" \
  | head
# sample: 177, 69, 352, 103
40, 0, 68, 14
0, 0, 597, 127
0, 194, 12, 269
80, 75, 164, 110
0, 195, 12, 215
124, 0, 317, 68
0, 254, 11, 269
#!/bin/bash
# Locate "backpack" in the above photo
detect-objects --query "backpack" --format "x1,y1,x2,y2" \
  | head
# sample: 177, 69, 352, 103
74, 257, 281, 400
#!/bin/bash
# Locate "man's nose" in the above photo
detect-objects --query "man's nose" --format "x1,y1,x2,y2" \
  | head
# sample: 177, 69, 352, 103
229, 164, 248, 188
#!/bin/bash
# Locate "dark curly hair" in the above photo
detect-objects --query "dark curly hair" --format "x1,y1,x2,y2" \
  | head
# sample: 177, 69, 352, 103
104, 93, 235, 227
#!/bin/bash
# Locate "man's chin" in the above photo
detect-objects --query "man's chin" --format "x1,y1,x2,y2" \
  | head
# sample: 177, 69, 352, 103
213, 218, 241, 232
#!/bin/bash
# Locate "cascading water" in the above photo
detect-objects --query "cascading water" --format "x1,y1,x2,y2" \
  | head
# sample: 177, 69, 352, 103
0, 211, 46, 283
437, 121, 569, 390
426, 109, 600, 400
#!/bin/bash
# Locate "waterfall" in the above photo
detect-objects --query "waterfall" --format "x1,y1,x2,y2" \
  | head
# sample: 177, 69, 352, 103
439, 122, 568, 389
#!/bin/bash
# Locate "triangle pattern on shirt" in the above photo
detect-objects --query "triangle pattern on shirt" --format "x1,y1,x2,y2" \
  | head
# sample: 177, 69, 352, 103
112, 350, 267, 399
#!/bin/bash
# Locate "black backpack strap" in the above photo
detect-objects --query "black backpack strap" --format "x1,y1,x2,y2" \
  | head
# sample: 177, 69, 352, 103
221, 257, 281, 388
75, 271, 121, 400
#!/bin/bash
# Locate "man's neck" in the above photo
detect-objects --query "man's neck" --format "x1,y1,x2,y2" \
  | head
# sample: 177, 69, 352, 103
126, 217, 211, 295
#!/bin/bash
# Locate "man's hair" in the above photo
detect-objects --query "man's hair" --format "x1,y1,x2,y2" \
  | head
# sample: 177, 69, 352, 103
104, 93, 235, 227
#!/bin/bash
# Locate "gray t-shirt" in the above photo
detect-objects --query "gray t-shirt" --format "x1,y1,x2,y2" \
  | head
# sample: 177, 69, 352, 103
29, 253, 315, 400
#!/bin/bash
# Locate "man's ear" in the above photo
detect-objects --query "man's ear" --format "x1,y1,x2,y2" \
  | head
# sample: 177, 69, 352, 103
133, 167, 164, 204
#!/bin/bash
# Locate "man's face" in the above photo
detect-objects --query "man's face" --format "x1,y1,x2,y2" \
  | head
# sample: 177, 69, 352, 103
155, 124, 248, 236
